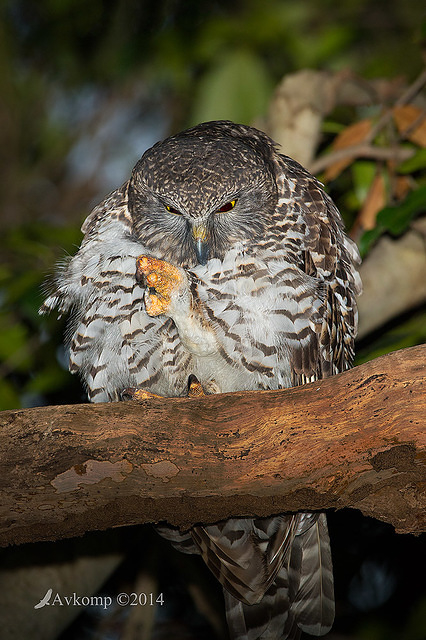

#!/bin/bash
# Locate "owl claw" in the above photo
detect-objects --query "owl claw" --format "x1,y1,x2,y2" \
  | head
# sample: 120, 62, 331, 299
121, 378, 206, 401
136, 256, 185, 316
121, 387, 162, 400
187, 374, 206, 397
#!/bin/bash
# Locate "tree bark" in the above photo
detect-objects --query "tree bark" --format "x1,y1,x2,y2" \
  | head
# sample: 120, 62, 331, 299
0, 345, 424, 547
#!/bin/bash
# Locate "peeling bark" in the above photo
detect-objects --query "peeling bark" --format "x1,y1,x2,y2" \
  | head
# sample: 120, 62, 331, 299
0, 345, 424, 547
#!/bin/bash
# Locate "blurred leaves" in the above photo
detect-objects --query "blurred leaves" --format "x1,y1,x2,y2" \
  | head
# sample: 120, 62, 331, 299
189, 49, 273, 125
355, 308, 426, 366
316, 67, 426, 248
393, 105, 426, 146
355, 171, 386, 232
360, 185, 426, 257
324, 118, 372, 181
0, 222, 82, 410
398, 148, 426, 173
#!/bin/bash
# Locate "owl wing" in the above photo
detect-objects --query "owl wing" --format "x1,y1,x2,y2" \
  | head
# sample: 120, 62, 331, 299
189, 157, 361, 394
275, 154, 362, 384
41, 182, 181, 401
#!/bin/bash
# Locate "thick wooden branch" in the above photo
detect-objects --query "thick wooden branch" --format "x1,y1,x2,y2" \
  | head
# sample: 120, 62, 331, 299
0, 345, 424, 547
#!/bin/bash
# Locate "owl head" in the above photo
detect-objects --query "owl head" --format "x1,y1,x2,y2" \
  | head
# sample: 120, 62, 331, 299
128, 121, 279, 267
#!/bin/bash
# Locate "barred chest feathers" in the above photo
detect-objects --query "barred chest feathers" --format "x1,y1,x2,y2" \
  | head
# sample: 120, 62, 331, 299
61, 220, 322, 401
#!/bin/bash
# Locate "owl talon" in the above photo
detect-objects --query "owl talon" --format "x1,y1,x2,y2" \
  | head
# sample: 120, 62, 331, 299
187, 374, 206, 397
136, 255, 185, 316
121, 377, 206, 401
121, 387, 162, 400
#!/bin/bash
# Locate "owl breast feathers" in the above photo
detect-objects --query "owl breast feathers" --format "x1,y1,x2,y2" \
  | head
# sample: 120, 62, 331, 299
42, 120, 361, 640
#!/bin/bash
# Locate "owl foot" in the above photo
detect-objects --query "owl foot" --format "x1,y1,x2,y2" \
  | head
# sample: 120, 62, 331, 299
136, 255, 187, 317
187, 374, 206, 397
121, 376, 206, 401
121, 388, 162, 400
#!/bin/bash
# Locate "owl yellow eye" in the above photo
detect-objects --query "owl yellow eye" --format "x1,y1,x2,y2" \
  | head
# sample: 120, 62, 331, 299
166, 204, 182, 215
217, 200, 236, 213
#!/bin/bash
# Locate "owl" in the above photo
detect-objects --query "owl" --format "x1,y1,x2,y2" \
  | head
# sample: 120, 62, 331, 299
42, 121, 361, 639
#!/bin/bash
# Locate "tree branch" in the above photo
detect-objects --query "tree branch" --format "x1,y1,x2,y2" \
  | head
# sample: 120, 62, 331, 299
308, 144, 414, 176
0, 345, 424, 548
308, 67, 426, 175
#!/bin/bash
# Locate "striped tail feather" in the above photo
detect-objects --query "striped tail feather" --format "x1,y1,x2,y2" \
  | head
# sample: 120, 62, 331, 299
190, 516, 297, 605
156, 512, 333, 639
289, 513, 335, 635
224, 567, 301, 640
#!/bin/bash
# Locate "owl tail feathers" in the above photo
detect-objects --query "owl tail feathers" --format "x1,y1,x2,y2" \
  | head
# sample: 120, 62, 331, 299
224, 513, 334, 640
288, 513, 335, 636
224, 568, 301, 640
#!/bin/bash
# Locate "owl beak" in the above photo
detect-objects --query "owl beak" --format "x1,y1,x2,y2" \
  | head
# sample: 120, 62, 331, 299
192, 223, 210, 265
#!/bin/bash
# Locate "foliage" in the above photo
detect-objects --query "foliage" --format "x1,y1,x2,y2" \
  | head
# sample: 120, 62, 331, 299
355, 308, 426, 365
0, 223, 84, 409
359, 185, 426, 258
311, 77, 426, 366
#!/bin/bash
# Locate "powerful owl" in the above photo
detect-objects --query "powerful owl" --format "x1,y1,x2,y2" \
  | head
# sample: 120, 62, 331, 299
42, 121, 361, 639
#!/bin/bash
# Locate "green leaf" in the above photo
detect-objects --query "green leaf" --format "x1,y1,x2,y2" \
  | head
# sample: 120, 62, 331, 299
376, 185, 426, 235
360, 185, 426, 256
189, 49, 273, 126
352, 161, 377, 205
0, 320, 32, 371
355, 309, 426, 366
26, 366, 70, 394
398, 148, 426, 174
359, 224, 386, 258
